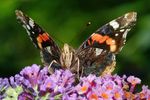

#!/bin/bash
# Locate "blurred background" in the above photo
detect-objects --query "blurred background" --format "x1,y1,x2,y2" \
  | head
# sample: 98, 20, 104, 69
0, 0, 150, 85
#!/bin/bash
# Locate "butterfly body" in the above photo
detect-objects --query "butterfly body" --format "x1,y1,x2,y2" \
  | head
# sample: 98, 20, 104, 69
16, 10, 136, 76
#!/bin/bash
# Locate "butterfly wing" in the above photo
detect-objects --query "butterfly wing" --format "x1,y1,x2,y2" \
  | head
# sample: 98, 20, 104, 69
16, 10, 61, 70
76, 12, 137, 76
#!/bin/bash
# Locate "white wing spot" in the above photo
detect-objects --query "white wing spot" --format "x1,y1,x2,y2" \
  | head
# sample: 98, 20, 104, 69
26, 25, 30, 30
29, 19, 34, 28
109, 21, 119, 30
46, 47, 52, 54
115, 33, 119, 37
32, 31, 35, 34
120, 29, 124, 32
96, 48, 103, 56
26, 30, 31, 36
123, 29, 130, 38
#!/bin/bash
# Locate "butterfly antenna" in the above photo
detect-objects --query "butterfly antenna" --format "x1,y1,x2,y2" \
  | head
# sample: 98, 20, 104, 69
70, 21, 91, 45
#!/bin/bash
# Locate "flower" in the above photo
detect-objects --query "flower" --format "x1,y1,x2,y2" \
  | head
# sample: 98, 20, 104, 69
99, 87, 113, 100
0, 78, 10, 99
127, 76, 141, 92
76, 81, 90, 94
127, 76, 141, 85
39, 77, 56, 92
88, 92, 99, 100
20, 64, 40, 87
0, 64, 150, 99
18, 92, 34, 100
138, 85, 150, 99
102, 81, 115, 91
113, 86, 123, 100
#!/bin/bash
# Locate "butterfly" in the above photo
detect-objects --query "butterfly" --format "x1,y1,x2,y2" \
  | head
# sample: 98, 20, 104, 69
16, 10, 136, 76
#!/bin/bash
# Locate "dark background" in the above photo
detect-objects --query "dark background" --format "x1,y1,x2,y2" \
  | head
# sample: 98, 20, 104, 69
0, 0, 150, 85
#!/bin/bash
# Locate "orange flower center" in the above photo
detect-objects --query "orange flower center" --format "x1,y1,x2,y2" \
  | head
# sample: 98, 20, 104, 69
101, 92, 109, 99
89, 94, 99, 100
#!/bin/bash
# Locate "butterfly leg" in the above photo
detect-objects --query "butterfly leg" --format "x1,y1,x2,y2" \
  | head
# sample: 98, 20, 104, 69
76, 58, 81, 78
48, 60, 61, 74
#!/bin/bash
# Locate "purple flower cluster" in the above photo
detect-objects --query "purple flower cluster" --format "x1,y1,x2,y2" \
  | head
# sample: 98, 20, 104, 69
0, 64, 150, 100
74, 75, 147, 100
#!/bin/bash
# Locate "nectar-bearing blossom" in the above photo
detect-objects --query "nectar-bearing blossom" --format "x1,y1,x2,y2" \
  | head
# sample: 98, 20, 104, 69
0, 64, 150, 100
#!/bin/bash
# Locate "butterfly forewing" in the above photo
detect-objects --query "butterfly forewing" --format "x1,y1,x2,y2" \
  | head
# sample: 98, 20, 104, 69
78, 12, 136, 53
16, 10, 61, 68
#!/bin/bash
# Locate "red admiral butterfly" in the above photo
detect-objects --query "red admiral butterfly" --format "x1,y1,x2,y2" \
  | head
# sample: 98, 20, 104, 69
16, 10, 136, 76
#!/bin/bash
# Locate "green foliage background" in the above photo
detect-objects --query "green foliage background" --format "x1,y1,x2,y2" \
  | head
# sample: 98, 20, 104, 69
0, 0, 150, 85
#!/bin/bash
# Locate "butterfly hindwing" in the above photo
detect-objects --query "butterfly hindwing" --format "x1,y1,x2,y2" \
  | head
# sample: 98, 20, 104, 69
16, 10, 61, 68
